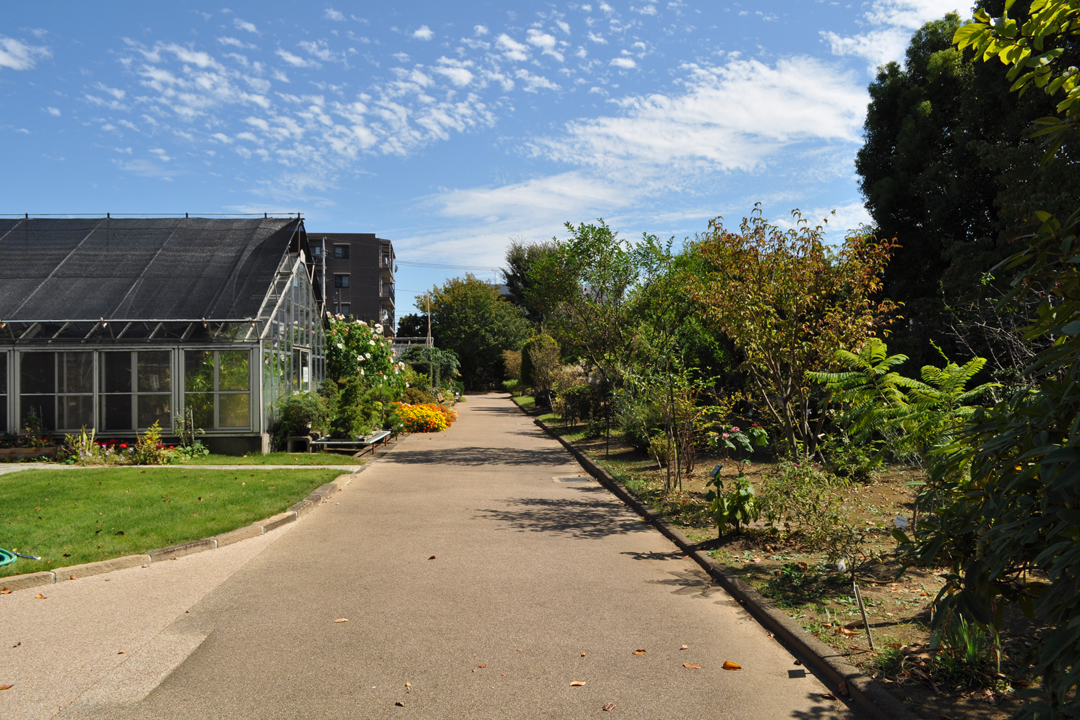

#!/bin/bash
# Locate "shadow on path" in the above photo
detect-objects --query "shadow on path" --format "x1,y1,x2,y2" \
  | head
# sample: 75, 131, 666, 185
386, 445, 571, 467
475, 490, 646, 539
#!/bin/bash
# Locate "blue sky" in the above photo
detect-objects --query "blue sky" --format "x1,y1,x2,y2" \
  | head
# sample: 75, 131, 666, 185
1, 0, 964, 321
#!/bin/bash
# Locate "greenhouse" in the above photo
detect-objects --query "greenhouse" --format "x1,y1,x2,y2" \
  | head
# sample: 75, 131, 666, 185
0, 216, 326, 454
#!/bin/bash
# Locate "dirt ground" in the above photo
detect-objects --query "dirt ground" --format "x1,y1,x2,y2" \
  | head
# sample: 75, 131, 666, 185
541, 417, 1040, 720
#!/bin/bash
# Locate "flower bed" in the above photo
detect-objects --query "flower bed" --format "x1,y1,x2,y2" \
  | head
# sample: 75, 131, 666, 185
393, 403, 458, 433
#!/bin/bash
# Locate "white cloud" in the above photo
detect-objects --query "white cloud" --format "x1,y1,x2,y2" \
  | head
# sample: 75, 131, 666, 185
412, 25, 435, 41
299, 39, 343, 63
587, 31, 608, 44
527, 29, 564, 62
233, 18, 259, 34
277, 49, 319, 68
324, 7, 346, 22
496, 34, 530, 62
822, 0, 964, 71
515, 69, 559, 92
47, 107, 60, 116
610, 57, 636, 69
633, 4, 659, 15
217, 36, 255, 49
0, 35, 51, 71
434, 57, 475, 87
532, 57, 866, 181
556, 20, 571, 34
475, 25, 489, 36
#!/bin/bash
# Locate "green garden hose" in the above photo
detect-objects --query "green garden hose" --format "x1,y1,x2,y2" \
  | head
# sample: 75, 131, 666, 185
0, 548, 40, 566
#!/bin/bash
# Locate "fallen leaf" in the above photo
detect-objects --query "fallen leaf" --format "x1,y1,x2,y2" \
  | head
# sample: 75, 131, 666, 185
478, 664, 487, 668
838, 680, 849, 696
517, 648, 524, 652
581, 652, 586, 657
602, 702, 616, 711
11, 642, 20, 648
118, 650, 126, 654
793, 660, 802, 666
395, 701, 404, 707
501, 673, 506, 677
405, 682, 411, 687
722, 661, 741, 670
334, 618, 349, 623
34, 594, 46, 600
820, 693, 837, 701
0, 684, 12, 691
684, 663, 703, 669
939, 714, 954, 720
838, 627, 857, 636
680, 644, 688, 650
0, 588, 11, 594
570, 681, 586, 687
69, 575, 77, 581
428, 556, 436, 560
115, 531, 124, 536
632, 649, 647, 655
752, 556, 761, 562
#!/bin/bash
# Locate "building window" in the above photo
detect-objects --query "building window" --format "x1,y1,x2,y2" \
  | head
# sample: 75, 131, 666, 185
185, 350, 250, 430
101, 351, 172, 431
0, 352, 7, 433
19, 351, 94, 431
334, 274, 350, 288
334, 244, 350, 259
336, 303, 350, 316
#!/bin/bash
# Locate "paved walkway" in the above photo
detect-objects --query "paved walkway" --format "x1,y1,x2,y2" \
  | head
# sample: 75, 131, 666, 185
2, 395, 860, 719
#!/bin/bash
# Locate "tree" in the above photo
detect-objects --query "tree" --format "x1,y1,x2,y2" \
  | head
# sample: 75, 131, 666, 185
527, 221, 639, 388
856, 11, 1078, 374
903, 4, 1080, 715
502, 238, 557, 324
395, 312, 428, 338
690, 208, 897, 458
423, 275, 531, 390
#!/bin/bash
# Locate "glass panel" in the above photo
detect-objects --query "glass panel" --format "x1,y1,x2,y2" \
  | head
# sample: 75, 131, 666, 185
0, 352, 7, 395
21, 352, 55, 394
103, 353, 132, 393
103, 395, 132, 431
62, 395, 94, 430
63, 352, 94, 393
138, 351, 171, 392
21, 396, 55, 431
137, 394, 171, 429
334, 245, 349, 259
0, 397, 6, 434
185, 350, 214, 392
219, 394, 250, 428
185, 393, 214, 429
218, 351, 249, 391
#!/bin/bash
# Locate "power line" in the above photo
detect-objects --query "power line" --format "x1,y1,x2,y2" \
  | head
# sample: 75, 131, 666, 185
396, 260, 500, 271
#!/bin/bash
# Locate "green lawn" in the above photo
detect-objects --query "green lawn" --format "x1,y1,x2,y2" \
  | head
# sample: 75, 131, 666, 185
0, 467, 344, 578
179, 452, 365, 466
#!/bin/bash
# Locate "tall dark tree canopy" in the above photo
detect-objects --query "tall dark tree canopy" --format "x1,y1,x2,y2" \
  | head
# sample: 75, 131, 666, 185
501, 238, 557, 324
856, 10, 1078, 372
395, 312, 427, 338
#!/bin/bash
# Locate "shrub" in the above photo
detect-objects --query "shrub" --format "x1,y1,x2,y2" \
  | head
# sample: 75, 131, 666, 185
502, 379, 520, 394
520, 333, 559, 390
403, 387, 438, 405
274, 391, 333, 448
502, 349, 522, 380
553, 384, 594, 425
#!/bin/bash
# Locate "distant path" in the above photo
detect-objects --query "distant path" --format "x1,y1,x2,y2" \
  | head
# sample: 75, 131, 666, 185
7, 394, 860, 719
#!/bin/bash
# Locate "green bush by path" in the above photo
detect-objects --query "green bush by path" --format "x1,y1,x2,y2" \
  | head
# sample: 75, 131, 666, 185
0, 467, 343, 578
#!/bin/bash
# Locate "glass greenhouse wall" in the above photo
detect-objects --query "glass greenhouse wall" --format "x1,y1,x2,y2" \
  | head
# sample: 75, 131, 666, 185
0, 256, 325, 448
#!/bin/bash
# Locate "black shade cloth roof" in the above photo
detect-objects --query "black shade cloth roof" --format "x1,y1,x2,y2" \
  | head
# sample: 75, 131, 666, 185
0, 217, 302, 322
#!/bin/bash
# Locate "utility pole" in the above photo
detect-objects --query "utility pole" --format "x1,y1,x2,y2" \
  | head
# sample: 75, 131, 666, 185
425, 292, 432, 348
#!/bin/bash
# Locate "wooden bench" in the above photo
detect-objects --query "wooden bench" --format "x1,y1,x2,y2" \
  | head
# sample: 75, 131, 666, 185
310, 430, 392, 457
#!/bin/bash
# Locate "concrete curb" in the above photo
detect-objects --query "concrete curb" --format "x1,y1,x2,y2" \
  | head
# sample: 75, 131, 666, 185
0, 467, 367, 594
530, 414, 919, 720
